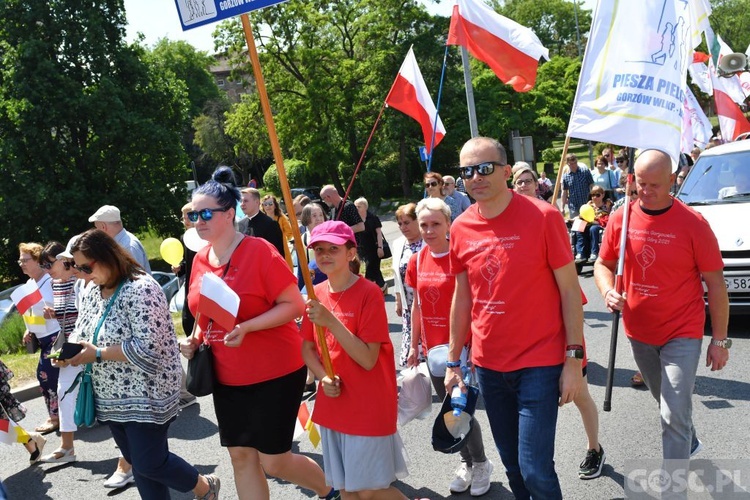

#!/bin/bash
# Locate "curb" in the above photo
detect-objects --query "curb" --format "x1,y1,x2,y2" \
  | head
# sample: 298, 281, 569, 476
11, 277, 397, 405
11, 382, 40, 404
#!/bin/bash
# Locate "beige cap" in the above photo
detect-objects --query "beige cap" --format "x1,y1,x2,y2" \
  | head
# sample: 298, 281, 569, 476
88, 205, 121, 223
56, 235, 81, 260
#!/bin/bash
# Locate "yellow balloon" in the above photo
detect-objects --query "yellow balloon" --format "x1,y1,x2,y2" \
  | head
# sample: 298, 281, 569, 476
160, 238, 184, 267
579, 204, 596, 223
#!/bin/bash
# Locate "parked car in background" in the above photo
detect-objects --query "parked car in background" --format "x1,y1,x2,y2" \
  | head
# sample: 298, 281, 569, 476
152, 271, 180, 306
676, 140, 750, 315
0, 285, 20, 325
291, 186, 321, 202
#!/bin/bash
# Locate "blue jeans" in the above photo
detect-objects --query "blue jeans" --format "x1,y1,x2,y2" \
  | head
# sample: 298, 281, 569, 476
573, 230, 590, 258
589, 224, 603, 256
476, 365, 563, 500
108, 419, 199, 500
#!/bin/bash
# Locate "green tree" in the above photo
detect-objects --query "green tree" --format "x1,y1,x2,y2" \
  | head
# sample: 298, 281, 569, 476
0, 0, 187, 279
213, 0, 451, 196
710, 0, 749, 55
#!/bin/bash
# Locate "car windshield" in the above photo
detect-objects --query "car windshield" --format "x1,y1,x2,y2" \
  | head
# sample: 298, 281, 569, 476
677, 151, 750, 205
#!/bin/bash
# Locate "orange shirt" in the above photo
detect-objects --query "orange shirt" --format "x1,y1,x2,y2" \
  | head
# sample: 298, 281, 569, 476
449, 194, 572, 372
301, 277, 397, 436
189, 237, 303, 385
600, 200, 723, 345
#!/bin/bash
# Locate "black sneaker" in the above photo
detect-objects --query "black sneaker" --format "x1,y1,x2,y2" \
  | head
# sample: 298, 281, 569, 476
578, 445, 605, 479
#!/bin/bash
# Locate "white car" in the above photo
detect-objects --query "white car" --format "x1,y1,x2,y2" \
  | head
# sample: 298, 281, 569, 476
676, 140, 750, 315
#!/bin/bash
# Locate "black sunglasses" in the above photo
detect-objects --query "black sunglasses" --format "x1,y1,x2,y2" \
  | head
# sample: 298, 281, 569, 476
72, 260, 96, 274
40, 260, 56, 270
187, 207, 231, 223
458, 161, 499, 180
425, 181, 439, 188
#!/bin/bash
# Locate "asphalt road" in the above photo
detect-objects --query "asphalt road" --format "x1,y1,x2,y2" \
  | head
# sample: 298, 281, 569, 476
3, 219, 749, 499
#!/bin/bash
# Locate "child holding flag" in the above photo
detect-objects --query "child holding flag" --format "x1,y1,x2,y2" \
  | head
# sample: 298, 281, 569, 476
0, 359, 47, 463
302, 221, 409, 499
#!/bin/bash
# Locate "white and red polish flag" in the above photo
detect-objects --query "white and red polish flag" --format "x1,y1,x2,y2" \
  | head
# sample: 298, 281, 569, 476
10, 281, 43, 315
197, 272, 240, 332
385, 47, 445, 154
0, 417, 30, 445
447, 0, 548, 92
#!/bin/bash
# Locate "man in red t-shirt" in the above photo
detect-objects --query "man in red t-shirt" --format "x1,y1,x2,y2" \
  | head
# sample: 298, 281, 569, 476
595, 149, 729, 464
446, 137, 584, 500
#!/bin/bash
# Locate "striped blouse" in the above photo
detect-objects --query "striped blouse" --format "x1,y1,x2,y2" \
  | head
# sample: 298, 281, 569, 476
53, 277, 78, 339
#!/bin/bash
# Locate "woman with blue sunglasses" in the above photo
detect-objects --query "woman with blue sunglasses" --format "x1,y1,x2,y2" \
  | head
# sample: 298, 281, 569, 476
181, 169, 335, 500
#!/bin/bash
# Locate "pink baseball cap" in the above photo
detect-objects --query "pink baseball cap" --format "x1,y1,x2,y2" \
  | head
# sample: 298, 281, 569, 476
307, 220, 357, 248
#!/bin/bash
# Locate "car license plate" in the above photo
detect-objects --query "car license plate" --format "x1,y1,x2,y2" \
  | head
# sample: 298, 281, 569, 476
725, 276, 750, 291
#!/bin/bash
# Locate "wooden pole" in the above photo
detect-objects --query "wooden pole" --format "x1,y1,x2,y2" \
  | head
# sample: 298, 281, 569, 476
550, 135, 571, 213
240, 15, 335, 379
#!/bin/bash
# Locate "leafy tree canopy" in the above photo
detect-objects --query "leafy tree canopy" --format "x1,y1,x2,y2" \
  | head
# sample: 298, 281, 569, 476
0, 0, 188, 279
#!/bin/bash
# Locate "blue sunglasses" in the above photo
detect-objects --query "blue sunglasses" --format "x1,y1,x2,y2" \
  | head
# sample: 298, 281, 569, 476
187, 207, 231, 222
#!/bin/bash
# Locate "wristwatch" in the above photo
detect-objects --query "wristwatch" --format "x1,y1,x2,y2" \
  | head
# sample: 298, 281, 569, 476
711, 338, 732, 349
95, 348, 103, 363
565, 344, 584, 360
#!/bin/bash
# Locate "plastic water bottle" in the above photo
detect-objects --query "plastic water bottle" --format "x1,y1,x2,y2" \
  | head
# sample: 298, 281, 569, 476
450, 367, 472, 416
450, 385, 467, 416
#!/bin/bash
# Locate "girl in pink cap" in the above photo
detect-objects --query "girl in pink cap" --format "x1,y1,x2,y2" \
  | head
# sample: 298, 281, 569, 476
301, 221, 410, 499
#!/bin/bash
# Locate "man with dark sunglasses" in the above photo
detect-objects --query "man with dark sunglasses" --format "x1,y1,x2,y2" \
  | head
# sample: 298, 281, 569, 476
237, 188, 285, 257
445, 137, 584, 500
88, 205, 151, 274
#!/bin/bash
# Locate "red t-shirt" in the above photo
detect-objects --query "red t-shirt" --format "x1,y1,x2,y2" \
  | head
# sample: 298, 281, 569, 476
405, 247, 453, 354
188, 237, 303, 386
600, 200, 723, 345
300, 277, 397, 436
449, 194, 573, 372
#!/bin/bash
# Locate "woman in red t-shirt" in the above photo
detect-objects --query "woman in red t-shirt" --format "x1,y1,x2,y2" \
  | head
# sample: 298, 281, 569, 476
405, 198, 493, 496
180, 172, 336, 500
302, 221, 409, 498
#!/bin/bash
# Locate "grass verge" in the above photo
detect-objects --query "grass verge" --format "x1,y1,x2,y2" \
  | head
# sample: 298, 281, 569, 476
5, 312, 186, 390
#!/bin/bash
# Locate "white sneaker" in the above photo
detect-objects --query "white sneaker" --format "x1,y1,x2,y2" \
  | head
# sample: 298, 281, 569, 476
470, 460, 493, 496
104, 469, 135, 488
449, 462, 473, 493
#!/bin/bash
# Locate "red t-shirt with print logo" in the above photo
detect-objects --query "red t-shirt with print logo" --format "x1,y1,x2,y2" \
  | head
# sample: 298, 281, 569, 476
188, 237, 304, 386
405, 247, 453, 354
449, 193, 573, 372
600, 200, 723, 345
300, 277, 397, 436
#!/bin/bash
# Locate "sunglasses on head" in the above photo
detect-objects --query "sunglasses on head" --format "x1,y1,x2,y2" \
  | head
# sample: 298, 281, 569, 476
458, 161, 498, 180
186, 207, 230, 223
425, 181, 439, 188
72, 261, 96, 274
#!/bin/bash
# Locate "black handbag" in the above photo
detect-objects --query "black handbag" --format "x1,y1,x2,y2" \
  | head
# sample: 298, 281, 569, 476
186, 342, 214, 397
186, 254, 234, 397
381, 239, 392, 259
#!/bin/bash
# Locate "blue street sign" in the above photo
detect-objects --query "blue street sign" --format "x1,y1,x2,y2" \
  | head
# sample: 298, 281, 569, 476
419, 146, 429, 162
175, 0, 289, 31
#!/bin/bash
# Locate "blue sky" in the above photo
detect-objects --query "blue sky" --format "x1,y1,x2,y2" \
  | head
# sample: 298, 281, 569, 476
124, 0, 595, 54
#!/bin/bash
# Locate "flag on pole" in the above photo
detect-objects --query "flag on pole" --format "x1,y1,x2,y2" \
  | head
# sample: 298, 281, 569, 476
293, 401, 320, 448
385, 47, 445, 154
197, 272, 240, 332
567, 0, 710, 164
682, 87, 712, 150
688, 61, 713, 94
10, 281, 42, 315
712, 78, 750, 141
447, 0, 548, 92
0, 418, 30, 445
